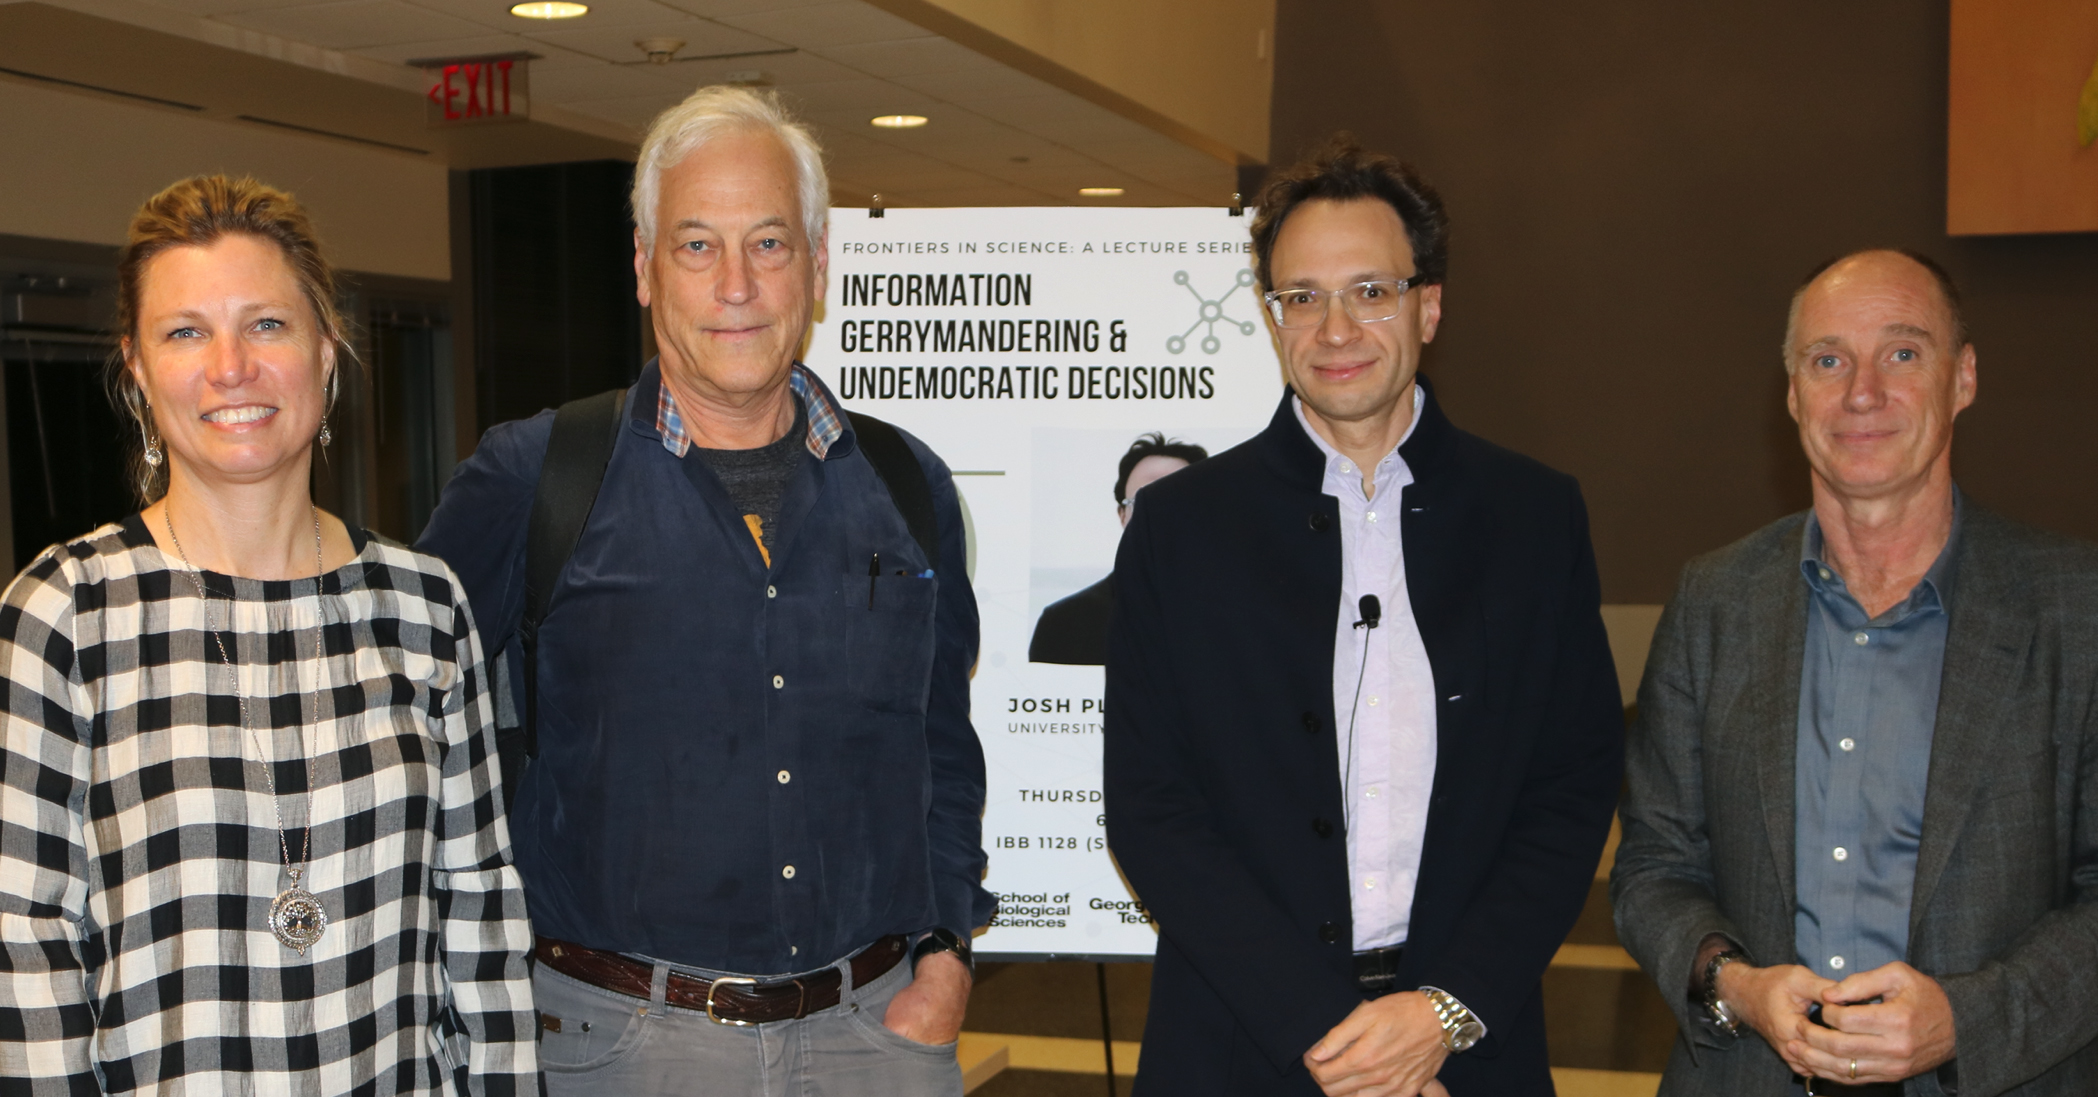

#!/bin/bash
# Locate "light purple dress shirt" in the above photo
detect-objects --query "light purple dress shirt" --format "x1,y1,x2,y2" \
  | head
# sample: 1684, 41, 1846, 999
1294, 390, 1438, 951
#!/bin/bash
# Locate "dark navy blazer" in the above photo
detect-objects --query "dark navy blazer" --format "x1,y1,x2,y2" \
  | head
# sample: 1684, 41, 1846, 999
419, 362, 993, 975
1104, 381, 1623, 1095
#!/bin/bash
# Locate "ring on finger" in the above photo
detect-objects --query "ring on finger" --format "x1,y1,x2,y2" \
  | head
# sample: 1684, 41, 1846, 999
1849, 1059, 1857, 1081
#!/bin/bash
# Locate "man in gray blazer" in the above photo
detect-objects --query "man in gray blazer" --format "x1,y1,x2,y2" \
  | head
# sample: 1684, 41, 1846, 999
1612, 248, 2098, 1096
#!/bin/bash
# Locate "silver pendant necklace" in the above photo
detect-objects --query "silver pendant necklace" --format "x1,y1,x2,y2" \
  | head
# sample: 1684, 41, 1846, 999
165, 505, 331, 955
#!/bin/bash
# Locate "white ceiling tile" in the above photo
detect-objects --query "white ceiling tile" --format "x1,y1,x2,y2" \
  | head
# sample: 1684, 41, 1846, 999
529, 59, 691, 100
813, 36, 994, 79
1084, 138, 1230, 171
553, 92, 679, 128
888, 66, 1059, 103
149, 0, 324, 19
801, 125, 895, 158
972, 153, 1115, 187
883, 183, 1064, 208
968, 96, 1163, 147
859, 124, 1049, 163
828, 154, 989, 191
961, 94, 1077, 129
661, 48, 862, 86
214, 0, 494, 49
519, 17, 780, 64
352, 33, 596, 67
385, 0, 523, 30
778, 79, 934, 115
657, 0, 836, 14
960, 138, 1097, 169
409, 0, 698, 31
712, 2, 929, 49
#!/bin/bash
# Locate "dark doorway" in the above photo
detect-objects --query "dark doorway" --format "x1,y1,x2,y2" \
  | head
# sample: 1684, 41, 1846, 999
1, 252, 129, 571
359, 293, 455, 542
466, 159, 646, 433
5, 356, 131, 568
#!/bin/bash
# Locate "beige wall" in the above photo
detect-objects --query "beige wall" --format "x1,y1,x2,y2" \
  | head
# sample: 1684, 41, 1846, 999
0, 78, 448, 280
871, 0, 1274, 166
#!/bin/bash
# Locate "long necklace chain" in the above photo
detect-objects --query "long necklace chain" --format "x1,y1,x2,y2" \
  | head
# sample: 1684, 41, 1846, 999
164, 506, 328, 911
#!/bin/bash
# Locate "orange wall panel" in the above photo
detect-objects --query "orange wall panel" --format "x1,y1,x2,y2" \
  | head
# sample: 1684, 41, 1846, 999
1948, 0, 2098, 235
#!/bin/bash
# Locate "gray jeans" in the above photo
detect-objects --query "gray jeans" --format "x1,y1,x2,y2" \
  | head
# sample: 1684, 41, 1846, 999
535, 948, 963, 1097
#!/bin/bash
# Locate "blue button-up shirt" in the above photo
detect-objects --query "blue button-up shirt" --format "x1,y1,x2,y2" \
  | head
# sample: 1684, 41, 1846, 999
419, 362, 992, 976
1793, 495, 1961, 980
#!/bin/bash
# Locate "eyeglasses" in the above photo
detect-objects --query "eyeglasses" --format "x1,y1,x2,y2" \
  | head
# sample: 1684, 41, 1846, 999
1262, 278, 1420, 328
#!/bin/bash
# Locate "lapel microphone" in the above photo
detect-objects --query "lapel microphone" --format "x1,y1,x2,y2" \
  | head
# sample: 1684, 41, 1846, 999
1342, 594, 1383, 840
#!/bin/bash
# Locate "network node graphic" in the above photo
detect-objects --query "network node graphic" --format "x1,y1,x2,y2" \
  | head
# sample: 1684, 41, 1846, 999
1167, 268, 1258, 355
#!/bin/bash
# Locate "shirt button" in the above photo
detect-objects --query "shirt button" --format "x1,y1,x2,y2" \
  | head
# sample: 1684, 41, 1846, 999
782, 865, 796, 879
1833, 847, 1849, 862
1366, 512, 1378, 523
1339, 460, 1355, 474
767, 585, 778, 599
1365, 787, 1380, 799
1840, 737, 1856, 752
1818, 567, 1832, 581
777, 770, 791, 784
1830, 956, 1846, 970
773, 674, 785, 689
1854, 631, 1870, 646
1366, 696, 1380, 707
1363, 877, 1375, 890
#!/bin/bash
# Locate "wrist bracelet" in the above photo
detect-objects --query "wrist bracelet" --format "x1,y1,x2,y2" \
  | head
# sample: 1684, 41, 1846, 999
1701, 949, 1748, 1037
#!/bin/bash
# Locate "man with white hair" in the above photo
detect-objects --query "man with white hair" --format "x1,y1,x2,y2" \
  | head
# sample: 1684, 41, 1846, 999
420, 86, 990, 1096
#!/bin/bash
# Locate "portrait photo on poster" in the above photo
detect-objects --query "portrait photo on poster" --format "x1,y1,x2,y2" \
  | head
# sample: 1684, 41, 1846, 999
1028, 426, 1249, 666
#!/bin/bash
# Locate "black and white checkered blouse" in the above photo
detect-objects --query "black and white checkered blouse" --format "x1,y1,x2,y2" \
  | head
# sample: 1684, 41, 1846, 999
0, 516, 537, 1095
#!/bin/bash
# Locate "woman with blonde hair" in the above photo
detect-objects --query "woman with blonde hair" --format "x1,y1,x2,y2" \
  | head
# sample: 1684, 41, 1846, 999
0, 175, 537, 1094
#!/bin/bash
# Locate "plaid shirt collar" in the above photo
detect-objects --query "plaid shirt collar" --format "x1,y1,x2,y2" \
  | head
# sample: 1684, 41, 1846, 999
656, 362, 844, 460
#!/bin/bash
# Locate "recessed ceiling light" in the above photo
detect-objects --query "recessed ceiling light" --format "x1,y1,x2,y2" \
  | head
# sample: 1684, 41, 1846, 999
1079, 187, 1125, 197
870, 114, 929, 129
510, 1, 587, 18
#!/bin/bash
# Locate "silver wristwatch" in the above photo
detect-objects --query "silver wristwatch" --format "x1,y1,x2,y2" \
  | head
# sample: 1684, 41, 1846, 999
1701, 949, 1748, 1037
1418, 986, 1486, 1053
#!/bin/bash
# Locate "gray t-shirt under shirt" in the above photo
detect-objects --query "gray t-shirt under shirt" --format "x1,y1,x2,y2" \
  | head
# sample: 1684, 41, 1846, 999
691, 395, 807, 562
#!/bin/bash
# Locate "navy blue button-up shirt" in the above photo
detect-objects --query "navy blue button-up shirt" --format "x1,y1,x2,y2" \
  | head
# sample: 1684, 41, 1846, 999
419, 362, 992, 975
1793, 496, 1961, 980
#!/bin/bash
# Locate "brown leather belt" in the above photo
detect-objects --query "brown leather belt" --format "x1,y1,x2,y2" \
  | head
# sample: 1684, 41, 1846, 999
534, 935, 908, 1025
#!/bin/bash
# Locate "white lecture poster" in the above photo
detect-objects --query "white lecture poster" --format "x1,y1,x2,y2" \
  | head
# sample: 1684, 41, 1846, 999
809, 206, 1284, 958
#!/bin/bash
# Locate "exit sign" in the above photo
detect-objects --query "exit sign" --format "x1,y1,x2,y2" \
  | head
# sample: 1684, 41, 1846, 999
414, 52, 532, 126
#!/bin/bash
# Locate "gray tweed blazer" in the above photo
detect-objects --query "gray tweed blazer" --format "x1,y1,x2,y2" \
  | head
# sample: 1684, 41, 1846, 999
1611, 503, 2098, 1097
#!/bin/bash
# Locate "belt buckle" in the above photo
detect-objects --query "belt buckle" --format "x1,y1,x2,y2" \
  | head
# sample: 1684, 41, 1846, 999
704, 976, 759, 1026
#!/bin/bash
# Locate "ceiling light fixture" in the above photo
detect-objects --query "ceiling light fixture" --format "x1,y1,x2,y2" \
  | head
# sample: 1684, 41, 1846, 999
1079, 187, 1125, 197
870, 114, 929, 129
510, 1, 587, 18
636, 37, 683, 63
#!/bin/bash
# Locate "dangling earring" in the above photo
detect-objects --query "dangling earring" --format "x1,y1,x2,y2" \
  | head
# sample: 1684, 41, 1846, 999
140, 402, 163, 467
318, 414, 332, 448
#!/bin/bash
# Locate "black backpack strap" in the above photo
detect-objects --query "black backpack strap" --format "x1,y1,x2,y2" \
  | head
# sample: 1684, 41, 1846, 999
845, 409, 940, 572
519, 387, 626, 766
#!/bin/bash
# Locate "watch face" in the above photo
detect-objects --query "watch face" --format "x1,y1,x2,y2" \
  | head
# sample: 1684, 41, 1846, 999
1452, 1020, 1485, 1051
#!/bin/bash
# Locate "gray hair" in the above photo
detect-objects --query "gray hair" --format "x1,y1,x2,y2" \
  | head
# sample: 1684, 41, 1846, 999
632, 85, 829, 253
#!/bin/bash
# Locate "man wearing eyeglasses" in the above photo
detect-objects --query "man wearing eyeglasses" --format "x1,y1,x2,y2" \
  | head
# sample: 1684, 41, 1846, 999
1103, 137, 1623, 1096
